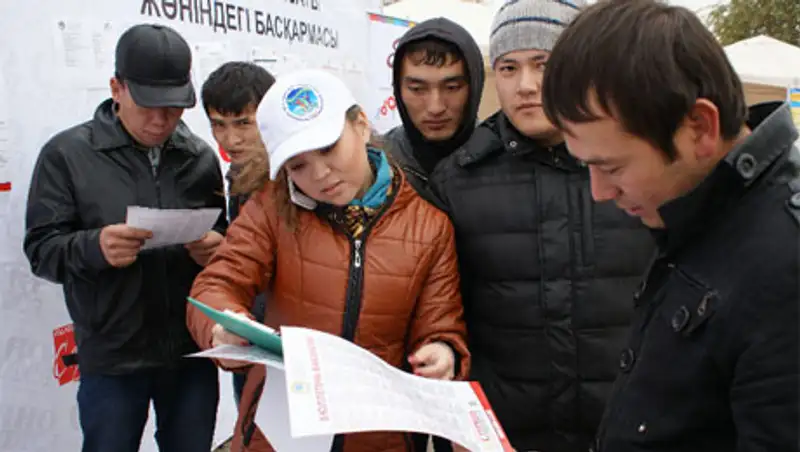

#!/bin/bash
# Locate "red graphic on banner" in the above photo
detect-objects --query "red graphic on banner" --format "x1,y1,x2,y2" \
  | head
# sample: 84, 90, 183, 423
0, 182, 10, 192
379, 96, 398, 117
218, 144, 231, 163
386, 39, 400, 68
53, 324, 80, 386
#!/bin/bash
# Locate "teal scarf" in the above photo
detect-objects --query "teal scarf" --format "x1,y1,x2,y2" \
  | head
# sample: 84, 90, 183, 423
349, 148, 392, 209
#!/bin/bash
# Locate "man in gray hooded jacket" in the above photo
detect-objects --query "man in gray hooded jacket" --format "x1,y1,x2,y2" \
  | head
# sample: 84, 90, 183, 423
384, 17, 485, 208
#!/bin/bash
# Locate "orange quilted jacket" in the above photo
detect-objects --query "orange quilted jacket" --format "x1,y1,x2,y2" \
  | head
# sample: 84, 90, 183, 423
187, 171, 469, 452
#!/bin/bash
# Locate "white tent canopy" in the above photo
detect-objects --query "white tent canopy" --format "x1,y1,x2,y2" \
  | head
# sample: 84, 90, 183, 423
383, 0, 498, 57
724, 35, 800, 88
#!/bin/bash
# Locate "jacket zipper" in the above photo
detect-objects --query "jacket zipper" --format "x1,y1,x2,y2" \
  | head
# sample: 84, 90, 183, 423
402, 165, 428, 183
340, 233, 367, 341
147, 147, 173, 362
330, 186, 397, 452
339, 191, 396, 342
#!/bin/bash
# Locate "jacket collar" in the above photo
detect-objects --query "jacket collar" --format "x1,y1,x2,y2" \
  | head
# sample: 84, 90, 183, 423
456, 111, 582, 172
384, 126, 425, 175
88, 98, 200, 156
656, 101, 798, 254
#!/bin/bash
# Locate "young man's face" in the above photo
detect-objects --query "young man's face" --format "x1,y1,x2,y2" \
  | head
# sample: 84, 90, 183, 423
562, 97, 725, 228
494, 49, 561, 146
399, 52, 469, 142
208, 105, 265, 164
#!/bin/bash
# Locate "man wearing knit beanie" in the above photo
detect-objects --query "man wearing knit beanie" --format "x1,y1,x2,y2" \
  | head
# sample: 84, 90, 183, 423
431, 1, 654, 451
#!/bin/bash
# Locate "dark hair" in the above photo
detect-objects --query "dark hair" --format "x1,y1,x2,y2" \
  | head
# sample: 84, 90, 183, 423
402, 38, 464, 68
201, 62, 276, 115
542, 0, 748, 159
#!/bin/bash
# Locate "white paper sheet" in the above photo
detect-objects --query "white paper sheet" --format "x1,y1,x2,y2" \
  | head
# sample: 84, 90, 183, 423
192, 345, 335, 452
53, 19, 116, 87
192, 344, 284, 369
191, 329, 513, 451
125, 206, 221, 249
280, 327, 513, 451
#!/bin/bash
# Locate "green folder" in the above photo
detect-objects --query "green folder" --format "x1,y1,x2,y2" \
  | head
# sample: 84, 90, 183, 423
187, 297, 283, 357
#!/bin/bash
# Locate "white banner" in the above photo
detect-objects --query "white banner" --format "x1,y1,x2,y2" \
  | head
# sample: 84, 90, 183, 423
366, 13, 415, 134
0, 1, 371, 450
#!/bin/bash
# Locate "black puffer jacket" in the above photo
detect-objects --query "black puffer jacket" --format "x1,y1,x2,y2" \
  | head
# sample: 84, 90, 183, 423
431, 112, 654, 452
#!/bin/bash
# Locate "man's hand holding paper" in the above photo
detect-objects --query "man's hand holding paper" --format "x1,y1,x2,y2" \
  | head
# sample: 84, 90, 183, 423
125, 206, 222, 250
185, 230, 224, 266
99, 224, 153, 268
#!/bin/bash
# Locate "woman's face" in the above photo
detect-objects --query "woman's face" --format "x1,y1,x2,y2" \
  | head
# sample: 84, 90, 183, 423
284, 112, 373, 206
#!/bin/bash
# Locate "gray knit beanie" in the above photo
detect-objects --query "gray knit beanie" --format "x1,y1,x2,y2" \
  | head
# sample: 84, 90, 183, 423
489, 0, 587, 67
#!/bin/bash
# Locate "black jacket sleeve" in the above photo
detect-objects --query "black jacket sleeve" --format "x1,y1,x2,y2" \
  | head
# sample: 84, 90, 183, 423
23, 143, 110, 284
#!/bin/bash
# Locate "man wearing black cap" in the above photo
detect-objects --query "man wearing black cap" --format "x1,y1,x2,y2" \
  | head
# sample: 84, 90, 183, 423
24, 24, 225, 452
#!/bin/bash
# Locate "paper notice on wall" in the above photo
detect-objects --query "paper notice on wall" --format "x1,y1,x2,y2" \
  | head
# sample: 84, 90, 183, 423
192, 42, 232, 87
53, 19, 116, 87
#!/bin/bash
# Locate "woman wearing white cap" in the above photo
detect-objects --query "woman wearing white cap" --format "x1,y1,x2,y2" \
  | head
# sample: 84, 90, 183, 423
186, 69, 469, 452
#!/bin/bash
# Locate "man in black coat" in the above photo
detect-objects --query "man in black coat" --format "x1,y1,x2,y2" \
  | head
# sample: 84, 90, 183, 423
542, 1, 799, 450
24, 24, 226, 452
431, 1, 654, 451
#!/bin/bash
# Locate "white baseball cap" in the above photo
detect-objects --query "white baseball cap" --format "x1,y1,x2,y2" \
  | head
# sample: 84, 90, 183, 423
256, 68, 358, 180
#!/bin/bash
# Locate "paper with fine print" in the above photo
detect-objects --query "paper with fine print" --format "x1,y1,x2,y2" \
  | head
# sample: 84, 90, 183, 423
192, 327, 514, 451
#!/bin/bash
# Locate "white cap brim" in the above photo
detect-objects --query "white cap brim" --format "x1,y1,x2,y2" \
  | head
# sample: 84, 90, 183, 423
268, 112, 347, 180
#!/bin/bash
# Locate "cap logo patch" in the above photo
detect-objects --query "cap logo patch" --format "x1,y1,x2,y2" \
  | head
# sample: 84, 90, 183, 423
283, 85, 323, 121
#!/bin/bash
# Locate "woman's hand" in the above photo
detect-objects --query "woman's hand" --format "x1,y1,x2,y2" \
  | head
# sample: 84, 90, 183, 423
408, 341, 456, 380
211, 323, 250, 369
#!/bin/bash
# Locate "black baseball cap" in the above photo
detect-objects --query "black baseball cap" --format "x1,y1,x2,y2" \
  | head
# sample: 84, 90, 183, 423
115, 24, 196, 108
